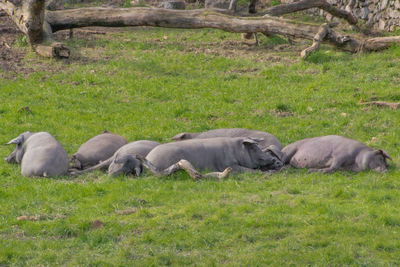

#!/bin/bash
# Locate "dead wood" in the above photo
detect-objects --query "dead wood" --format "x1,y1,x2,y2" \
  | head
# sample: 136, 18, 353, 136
359, 101, 400, 110
262, 0, 357, 25
46, 8, 400, 55
0, 0, 45, 43
301, 23, 329, 58
0, 0, 70, 58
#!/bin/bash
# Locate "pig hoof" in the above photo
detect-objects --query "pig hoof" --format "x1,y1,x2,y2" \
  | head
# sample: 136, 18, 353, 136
218, 167, 232, 179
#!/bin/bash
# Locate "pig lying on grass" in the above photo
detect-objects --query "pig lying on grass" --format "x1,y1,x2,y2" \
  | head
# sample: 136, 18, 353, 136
71, 131, 127, 170
282, 135, 392, 173
5, 131, 69, 177
137, 137, 283, 180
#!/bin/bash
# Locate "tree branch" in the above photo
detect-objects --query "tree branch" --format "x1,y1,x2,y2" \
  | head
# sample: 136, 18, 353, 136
263, 0, 357, 25
301, 23, 329, 59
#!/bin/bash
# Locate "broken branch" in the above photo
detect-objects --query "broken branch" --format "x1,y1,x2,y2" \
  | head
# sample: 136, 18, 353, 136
263, 0, 357, 25
301, 23, 329, 59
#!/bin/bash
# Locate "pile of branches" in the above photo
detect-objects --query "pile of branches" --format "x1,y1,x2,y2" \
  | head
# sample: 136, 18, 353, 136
1, 0, 400, 59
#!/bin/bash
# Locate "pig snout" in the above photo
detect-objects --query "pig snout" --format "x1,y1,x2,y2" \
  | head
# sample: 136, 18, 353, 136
375, 166, 387, 173
5, 155, 15, 164
270, 158, 283, 170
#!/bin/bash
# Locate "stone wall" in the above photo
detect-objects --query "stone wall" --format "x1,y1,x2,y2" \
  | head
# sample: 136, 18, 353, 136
282, 0, 400, 31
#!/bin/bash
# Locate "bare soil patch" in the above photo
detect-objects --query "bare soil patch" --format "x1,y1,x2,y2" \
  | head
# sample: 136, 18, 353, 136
0, 11, 28, 77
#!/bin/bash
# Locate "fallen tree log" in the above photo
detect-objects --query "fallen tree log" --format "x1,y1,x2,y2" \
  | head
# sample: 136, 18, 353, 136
46, 7, 400, 54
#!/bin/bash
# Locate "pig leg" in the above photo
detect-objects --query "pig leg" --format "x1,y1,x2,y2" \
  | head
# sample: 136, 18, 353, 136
175, 160, 203, 180
178, 160, 232, 179
194, 167, 232, 179
137, 155, 202, 180
69, 157, 113, 176
281, 146, 298, 164
307, 157, 346, 173
137, 155, 230, 180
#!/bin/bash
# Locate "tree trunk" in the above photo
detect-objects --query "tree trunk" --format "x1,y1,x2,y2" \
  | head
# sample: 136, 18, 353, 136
248, 0, 256, 14
0, 0, 69, 57
0, 0, 45, 43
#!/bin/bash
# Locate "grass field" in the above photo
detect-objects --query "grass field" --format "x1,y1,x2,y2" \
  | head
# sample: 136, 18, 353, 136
1, 27, 400, 265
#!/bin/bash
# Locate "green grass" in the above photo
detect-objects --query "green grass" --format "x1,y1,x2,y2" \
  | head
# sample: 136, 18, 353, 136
1, 27, 400, 265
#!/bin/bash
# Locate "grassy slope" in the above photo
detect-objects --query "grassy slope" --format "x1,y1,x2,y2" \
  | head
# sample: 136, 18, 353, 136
1, 28, 400, 266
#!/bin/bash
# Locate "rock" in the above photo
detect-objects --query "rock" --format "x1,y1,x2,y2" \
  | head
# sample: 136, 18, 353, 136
45, 0, 64, 10
379, 19, 386, 30
389, 9, 400, 18
326, 13, 333, 21
395, 0, 400, 9
158, 1, 186, 9
205, 0, 230, 9
381, 0, 389, 10
361, 7, 370, 19
300, 0, 399, 32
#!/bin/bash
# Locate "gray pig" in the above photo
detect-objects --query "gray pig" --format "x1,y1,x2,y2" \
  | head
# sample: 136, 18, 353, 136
71, 131, 127, 170
71, 140, 160, 177
5, 131, 69, 177
282, 135, 392, 173
137, 137, 283, 179
171, 128, 283, 150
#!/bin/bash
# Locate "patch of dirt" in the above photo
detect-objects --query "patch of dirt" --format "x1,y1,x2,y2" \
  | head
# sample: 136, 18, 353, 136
0, 10, 114, 78
184, 39, 302, 64
17, 214, 66, 221
268, 110, 295, 118
91, 219, 105, 229
0, 11, 28, 78
115, 207, 138, 215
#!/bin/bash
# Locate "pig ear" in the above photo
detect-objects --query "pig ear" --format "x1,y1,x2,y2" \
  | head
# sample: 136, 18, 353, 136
248, 136, 264, 143
377, 149, 393, 161
70, 154, 82, 169
263, 145, 284, 161
171, 132, 188, 141
242, 138, 259, 146
117, 155, 134, 165
6, 135, 24, 145
114, 156, 124, 164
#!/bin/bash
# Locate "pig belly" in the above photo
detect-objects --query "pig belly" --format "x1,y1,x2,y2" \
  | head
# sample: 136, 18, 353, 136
290, 149, 333, 169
